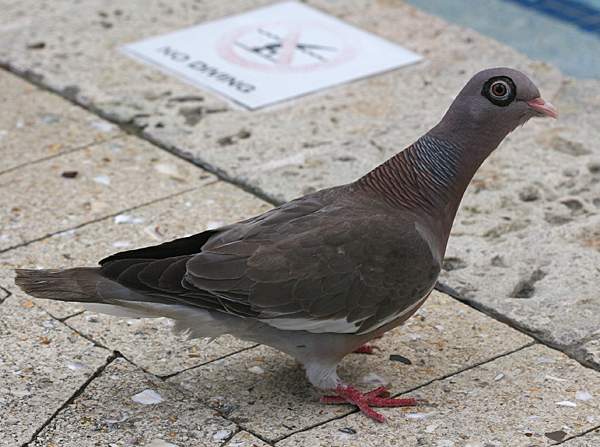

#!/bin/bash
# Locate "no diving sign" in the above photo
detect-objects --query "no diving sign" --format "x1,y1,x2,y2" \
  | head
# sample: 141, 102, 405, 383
123, 1, 422, 109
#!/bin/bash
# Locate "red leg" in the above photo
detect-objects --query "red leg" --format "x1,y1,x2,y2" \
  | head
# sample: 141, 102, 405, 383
353, 344, 377, 354
320, 385, 420, 422
353, 335, 384, 354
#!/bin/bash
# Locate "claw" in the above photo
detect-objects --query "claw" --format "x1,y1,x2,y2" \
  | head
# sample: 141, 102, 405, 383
320, 385, 421, 422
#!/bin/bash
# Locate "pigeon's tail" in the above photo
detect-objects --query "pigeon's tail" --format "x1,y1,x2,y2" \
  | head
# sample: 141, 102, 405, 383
15, 267, 162, 317
15, 268, 102, 302
14, 268, 231, 337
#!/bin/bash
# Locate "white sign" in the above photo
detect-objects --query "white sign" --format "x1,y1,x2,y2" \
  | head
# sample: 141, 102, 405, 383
123, 1, 422, 109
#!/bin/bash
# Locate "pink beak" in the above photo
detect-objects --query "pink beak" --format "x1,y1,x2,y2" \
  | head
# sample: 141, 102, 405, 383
527, 97, 558, 119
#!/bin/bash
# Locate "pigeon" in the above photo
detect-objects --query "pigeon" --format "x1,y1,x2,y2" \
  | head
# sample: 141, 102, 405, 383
16, 67, 557, 422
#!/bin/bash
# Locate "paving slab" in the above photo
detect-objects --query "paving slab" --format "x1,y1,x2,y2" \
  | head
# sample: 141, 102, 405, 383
573, 338, 600, 372
0, 65, 36, 98
563, 430, 600, 446
2, 182, 270, 372
0, 134, 211, 252
0, 70, 121, 175
29, 357, 238, 447
169, 291, 532, 442
277, 344, 600, 447
227, 431, 272, 447
0, 180, 269, 319
0, 0, 564, 200
0, 290, 111, 447
1, 0, 596, 367
65, 313, 256, 378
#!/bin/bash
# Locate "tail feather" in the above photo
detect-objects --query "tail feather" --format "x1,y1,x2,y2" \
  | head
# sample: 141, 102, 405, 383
15, 268, 102, 302
14, 267, 231, 339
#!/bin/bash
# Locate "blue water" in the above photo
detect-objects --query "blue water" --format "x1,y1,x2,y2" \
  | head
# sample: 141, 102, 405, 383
578, 0, 600, 9
406, 0, 600, 79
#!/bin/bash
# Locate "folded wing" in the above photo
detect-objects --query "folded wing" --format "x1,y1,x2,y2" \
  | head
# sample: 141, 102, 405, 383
97, 190, 440, 334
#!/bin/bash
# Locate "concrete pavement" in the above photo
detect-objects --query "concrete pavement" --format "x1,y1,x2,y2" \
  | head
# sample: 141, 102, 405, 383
1, 1, 599, 446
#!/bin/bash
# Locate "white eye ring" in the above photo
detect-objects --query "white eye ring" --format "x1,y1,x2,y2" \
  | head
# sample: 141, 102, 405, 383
490, 80, 511, 100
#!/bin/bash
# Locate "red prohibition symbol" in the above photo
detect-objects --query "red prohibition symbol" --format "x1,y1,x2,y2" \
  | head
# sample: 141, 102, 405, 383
217, 21, 357, 73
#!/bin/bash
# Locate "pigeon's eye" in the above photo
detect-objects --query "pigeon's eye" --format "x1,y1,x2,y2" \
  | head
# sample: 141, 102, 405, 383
482, 76, 516, 107
490, 81, 509, 99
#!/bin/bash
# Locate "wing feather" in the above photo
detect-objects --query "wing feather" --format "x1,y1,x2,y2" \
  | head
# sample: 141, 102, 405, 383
96, 187, 440, 334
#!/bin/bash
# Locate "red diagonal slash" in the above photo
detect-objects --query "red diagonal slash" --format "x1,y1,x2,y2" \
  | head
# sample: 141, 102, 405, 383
276, 24, 302, 66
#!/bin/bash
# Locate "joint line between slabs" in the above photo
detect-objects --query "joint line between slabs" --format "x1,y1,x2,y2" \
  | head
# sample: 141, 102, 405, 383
0, 184, 206, 256
0, 134, 124, 177
438, 281, 600, 373
57, 309, 85, 322
4, 59, 596, 444
0, 284, 12, 304
221, 426, 277, 447
231, 429, 276, 447
22, 352, 120, 447
159, 343, 260, 380
57, 311, 111, 350
272, 341, 536, 443
159, 343, 273, 447
558, 423, 600, 444
220, 427, 244, 447
0, 63, 282, 207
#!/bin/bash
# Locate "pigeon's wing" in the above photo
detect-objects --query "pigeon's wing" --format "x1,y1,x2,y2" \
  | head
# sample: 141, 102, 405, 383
194, 207, 439, 334
98, 191, 440, 334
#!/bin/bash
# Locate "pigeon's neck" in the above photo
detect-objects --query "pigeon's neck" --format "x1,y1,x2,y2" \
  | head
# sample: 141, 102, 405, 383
356, 132, 500, 246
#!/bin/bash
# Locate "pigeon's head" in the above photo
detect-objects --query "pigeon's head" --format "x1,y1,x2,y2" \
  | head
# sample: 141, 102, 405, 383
432, 67, 557, 149
466, 67, 557, 122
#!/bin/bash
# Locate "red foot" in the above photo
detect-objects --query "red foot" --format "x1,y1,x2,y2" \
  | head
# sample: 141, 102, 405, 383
353, 344, 377, 354
320, 385, 420, 423
353, 336, 383, 354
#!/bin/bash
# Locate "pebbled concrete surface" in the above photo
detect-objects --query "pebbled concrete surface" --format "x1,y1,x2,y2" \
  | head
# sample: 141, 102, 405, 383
65, 314, 255, 378
0, 135, 212, 252
0, 70, 121, 175
1, 182, 270, 374
563, 429, 600, 446
0, 180, 264, 320
0, 0, 597, 370
227, 431, 272, 447
0, 0, 563, 199
29, 357, 238, 447
277, 344, 600, 447
0, 291, 111, 447
1, 1, 599, 445
169, 291, 532, 442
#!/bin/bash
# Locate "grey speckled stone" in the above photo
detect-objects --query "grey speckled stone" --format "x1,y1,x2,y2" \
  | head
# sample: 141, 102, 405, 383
1, 180, 269, 319
66, 313, 256, 378
0, 70, 121, 175
573, 338, 600, 372
0, 135, 211, 252
29, 357, 238, 447
169, 291, 532, 442
0, 291, 111, 447
2, 182, 270, 372
1, 0, 595, 368
227, 431, 272, 447
277, 344, 600, 447
0, 0, 563, 201
563, 430, 600, 446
